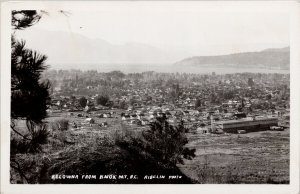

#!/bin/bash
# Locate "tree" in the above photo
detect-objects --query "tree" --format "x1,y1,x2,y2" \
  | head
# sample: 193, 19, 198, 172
107, 70, 125, 79
11, 10, 50, 142
248, 78, 254, 87
96, 95, 109, 106
195, 99, 202, 109
241, 99, 245, 108
115, 115, 196, 172
237, 105, 243, 112
119, 101, 127, 109
129, 98, 137, 106
142, 116, 196, 167
79, 97, 87, 108
210, 92, 217, 103
224, 90, 234, 100
10, 10, 52, 184
169, 83, 181, 103
70, 95, 76, 105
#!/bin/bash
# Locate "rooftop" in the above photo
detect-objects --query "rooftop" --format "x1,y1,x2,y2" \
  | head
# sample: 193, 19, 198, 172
216, 117, 278, 125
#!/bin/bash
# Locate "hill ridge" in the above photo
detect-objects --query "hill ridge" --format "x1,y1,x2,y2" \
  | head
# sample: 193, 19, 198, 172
174, 47, 290, 70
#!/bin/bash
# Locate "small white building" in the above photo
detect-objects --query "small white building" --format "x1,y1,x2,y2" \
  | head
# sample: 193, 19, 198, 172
84, 118, 95, 124
197, 127, 209, 134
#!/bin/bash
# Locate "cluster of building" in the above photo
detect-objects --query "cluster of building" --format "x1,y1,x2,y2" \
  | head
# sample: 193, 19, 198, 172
46, 71, 290, 134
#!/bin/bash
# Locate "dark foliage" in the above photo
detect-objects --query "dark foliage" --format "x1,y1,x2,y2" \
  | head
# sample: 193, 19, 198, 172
11, 10, 51, 154
78, 96, 87, 108
248, 77, 254, 87
195, 99, 202, 109
39, 135, 192, 184
119, 100, 127, 109
11, 124, 49, 154
96, 95, 109, 106
12, 10, 41, 30
115, 116, 196, 169
143, 116, 196, 166
11, 36, 51, 124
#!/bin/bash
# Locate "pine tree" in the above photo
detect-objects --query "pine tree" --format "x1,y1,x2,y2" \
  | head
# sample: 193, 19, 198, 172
11, 10, 50, 152
142, 115, 196, 167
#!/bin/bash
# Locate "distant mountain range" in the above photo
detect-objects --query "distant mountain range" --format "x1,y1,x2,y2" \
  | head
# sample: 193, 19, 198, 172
174, 47, 290, 70
16, 30, 189, 69
16, 29, 289, 71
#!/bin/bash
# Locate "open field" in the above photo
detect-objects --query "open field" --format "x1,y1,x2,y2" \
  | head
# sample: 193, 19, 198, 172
180, 129, 290, 183
11, 111, 289, 184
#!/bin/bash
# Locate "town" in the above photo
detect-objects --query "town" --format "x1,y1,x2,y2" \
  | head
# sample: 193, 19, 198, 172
44, 70, 290, 134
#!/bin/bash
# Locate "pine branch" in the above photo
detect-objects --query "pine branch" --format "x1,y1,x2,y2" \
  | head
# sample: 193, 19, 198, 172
12, 10, 41, 30
11, 121, 31, 140
10, 159, 29, 183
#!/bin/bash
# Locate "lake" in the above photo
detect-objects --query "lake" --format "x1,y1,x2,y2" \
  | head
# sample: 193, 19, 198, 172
53, 63, 290, 74
91, 63, 290, 74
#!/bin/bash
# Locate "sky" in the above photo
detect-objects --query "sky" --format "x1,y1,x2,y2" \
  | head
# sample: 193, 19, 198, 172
14, 2, 290, 66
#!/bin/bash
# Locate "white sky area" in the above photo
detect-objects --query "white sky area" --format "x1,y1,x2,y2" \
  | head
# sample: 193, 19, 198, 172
17, 5, 289, 56
13, 2, 290, 69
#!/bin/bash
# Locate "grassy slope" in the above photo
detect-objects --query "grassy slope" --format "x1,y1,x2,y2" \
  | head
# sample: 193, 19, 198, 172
10, 111, 289, 184
11, 111, 192, 184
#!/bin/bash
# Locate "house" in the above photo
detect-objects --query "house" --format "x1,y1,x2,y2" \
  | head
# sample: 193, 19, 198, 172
130, 114, 138, 120
129, 120, 138, 125
197, 127, 209, 134
84, 118, 95, 124
137, 113, 146, 119
175, 111, 184, 117
95, 105, 107, 110
121, 114, 130, 121
190, 117, 197, 122
139, 118, 149, 126
210, 126, 224, 134
84, 105, 90, 112
103, 113, 111, 118
233, 112, 247, 119
99, 122, 108, 127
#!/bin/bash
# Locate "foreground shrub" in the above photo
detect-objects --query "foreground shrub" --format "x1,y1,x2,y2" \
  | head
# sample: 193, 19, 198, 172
38, 133, 192, 184
115, 116, 196, 168
11, 117, 195, 184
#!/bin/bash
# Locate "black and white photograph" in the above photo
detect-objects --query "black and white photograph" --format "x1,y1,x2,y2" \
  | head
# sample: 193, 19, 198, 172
1, 1, 300, 194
